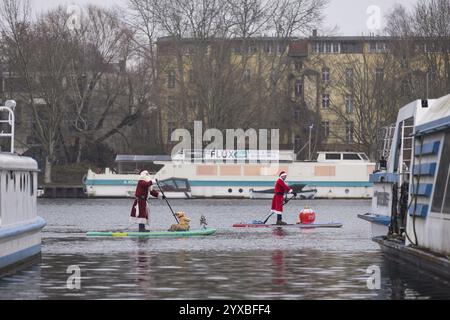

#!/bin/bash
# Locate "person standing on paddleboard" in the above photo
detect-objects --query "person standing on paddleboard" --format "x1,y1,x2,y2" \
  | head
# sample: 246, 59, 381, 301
130, 170, 165, 232
271, 171, 296, 225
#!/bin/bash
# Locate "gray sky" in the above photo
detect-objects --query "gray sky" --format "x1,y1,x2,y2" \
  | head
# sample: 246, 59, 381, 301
32, 0, 418, 36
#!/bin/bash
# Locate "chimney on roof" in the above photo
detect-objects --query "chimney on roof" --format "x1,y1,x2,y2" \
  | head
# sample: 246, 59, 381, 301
312, 29, 318, 37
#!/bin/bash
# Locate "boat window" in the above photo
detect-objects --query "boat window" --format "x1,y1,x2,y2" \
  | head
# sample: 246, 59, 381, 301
343, 153, 361, 160
325, 153, 341, 160
432, 134, 450, 214
30, 172, 34, 196
359, 153, 369, 160
174, 179, 188, 189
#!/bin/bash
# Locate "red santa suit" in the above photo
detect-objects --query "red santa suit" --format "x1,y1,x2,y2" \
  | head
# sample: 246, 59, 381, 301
271, 172, 293, 215
130, 171, 160, 225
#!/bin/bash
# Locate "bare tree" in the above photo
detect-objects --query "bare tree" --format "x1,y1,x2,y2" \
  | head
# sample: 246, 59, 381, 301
0, 1, 74, 183
327, 50, 403, 159
386, 0, 450, 99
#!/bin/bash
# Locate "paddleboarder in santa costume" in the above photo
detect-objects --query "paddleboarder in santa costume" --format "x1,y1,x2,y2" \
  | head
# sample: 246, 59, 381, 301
271, 171, 296, 225
130, 170, 165, 232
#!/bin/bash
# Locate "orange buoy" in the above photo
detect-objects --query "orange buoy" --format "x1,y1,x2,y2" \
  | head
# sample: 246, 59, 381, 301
299, 207, 316, 224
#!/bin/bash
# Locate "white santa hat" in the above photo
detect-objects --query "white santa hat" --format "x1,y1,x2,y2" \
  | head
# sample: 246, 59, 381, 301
279, 171, 287, 178
139, 170, 151, 182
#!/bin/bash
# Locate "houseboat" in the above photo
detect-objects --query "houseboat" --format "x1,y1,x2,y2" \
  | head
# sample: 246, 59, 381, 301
85, 150, 375, 199
359, 94, 450, 279
0, 101, 46, 275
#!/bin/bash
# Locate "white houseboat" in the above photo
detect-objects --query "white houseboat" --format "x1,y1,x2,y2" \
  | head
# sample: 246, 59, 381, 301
85, 150, 375, 199
0, 101, 46, 275
359, 94, 450, 279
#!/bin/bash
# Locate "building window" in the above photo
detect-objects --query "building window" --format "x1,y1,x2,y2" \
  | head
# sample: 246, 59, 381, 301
333, 43, 340, 53
322, 67, 330, 82
295, 79, 303, 97
345, 68, 353, 86
293, 108, 301, 121
321, 121, 330, 138
294, 60, 303, 71
401, 79, 409, 95
376, 68, 384, 82
314, 42, 340, 53
322, 94, 330, 109
247, 44, 257, 54
244, 69, 251, 82
265, 43, 273, 54
369, 42, 387, 53
294, 135, 301, 150
167, 96, 176, 109
346, 122, 354, 143
277, 43, 285, 54
345, 95, 353, 114
167, 70, 176, 89
401, 55, 409, 69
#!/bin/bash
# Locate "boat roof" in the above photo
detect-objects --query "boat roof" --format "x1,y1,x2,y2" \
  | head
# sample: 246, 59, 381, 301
0, 153, 38, 171
115, 155, 172, 162
415, 93, 450, 136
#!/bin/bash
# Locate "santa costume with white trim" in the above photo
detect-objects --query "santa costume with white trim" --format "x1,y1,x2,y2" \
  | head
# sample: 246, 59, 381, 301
271, 171, 294, 224
130, 170, 163, 232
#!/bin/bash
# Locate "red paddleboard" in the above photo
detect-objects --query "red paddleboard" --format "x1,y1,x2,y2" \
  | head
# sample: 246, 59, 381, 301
233, 223, 343, 229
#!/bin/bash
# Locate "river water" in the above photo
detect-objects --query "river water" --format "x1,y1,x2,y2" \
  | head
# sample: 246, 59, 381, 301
0, 199, 449, 300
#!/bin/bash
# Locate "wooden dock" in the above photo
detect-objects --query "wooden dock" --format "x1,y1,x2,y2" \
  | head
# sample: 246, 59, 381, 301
40, 185, 86, 198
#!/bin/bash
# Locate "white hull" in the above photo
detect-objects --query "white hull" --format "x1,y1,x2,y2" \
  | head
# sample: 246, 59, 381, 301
0, 152, 46, 274
0, 218, 46, 272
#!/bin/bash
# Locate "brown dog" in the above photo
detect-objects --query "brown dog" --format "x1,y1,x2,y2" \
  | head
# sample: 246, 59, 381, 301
168, 212, 191, 231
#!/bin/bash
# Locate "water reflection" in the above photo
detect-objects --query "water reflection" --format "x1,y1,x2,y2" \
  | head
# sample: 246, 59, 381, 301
1, 249, 449, 300
1, 199, 449, 299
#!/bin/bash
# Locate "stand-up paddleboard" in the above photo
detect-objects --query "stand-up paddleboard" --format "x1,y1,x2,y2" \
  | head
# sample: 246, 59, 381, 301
87, 228, 217, 238
233, 223, 343, 229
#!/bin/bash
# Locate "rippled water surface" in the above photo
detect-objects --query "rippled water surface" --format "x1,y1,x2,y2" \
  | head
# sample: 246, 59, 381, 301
1, 199, 449, 299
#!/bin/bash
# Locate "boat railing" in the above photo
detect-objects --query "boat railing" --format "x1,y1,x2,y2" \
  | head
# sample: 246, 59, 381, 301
173, 149, 295, 163
0, 101, 16, 154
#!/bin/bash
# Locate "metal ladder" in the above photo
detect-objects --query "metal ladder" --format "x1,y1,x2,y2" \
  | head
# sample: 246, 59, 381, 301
398, 120, 415, 185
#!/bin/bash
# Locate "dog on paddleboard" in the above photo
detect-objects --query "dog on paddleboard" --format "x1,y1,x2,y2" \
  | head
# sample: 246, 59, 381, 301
168, 212, 191, 231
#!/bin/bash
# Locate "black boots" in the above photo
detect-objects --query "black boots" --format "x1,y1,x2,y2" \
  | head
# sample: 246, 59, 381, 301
139, 224, 149, 232
276, 214, 287, 225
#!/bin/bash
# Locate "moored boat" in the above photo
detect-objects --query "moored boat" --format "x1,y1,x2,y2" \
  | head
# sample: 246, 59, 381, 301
85, 150, 375, 199
359, 94, 450, 280
0, 101, 46, 275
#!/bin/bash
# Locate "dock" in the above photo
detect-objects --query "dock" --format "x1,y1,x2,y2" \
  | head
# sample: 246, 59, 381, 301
40, 185, 86, 199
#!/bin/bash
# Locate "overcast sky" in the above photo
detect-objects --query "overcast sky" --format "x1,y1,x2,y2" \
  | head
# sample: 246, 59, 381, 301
32, 0, 418, 36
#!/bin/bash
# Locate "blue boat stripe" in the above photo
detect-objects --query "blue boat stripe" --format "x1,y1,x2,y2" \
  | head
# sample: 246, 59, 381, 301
412, 163, 437, 176
409, 204, 429, 218
411, 184, 433, 197
0, 217, 46, 240
415, 141, 440, 156
0, 244, 41, 270
85, 179, 372, 188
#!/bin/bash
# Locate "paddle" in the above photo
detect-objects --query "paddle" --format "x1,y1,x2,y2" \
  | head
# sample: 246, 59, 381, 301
155, 179, 179, 224
262, 194, 296, 224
